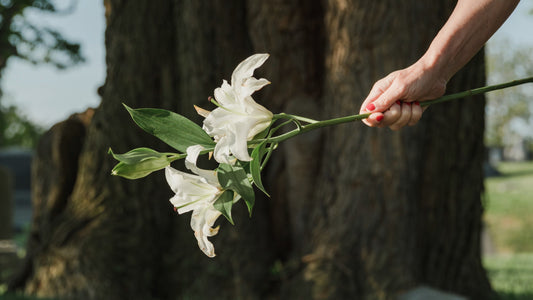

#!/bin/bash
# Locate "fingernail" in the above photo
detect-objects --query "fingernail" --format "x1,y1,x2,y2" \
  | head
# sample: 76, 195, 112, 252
366, 103, 376, 111
396, 100, 401, 105
414, 101, 420, 106
376, 115, 384, 122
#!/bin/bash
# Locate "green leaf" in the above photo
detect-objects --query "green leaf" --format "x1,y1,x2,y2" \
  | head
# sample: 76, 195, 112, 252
109, 147, 173, 179
217, 162, 255, 216
109, 147, 176, 164
111, 157, 170, 179
214, 190, 235, 225
123, 104, 215, 152
250, 141, 269, 197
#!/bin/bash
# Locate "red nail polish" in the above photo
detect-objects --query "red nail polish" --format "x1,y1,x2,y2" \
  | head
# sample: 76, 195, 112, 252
414, 101, 420, 106
366, 103, 376, 111
396, 100, 401, 105
376, 115, 384, 122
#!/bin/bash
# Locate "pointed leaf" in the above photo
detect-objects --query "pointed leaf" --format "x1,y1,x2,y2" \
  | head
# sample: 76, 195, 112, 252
124, 104, 215, 152
109, 147, 176, 164
217, 162, 255, 216
250, 141, 269, 196
111, 156, 170, 179
109, 147, 176, 179
213, 190, 235, 225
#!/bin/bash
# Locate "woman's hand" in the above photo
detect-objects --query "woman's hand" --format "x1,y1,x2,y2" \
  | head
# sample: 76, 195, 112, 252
360, 0, 519, 130
360, 60, 447, 130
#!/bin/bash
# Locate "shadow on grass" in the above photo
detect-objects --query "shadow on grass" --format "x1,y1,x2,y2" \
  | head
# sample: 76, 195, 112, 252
498, 292, 533, 300
490, 161, 533, 179
499, 168, 533, 179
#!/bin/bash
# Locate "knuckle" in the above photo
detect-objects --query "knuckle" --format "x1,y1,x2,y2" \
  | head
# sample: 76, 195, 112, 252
394, 80, 409, 96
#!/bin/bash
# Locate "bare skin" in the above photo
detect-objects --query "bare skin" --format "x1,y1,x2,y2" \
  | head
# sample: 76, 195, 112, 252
360, 0, 520, 130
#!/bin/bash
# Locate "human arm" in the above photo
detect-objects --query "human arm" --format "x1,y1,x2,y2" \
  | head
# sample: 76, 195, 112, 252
360, 0, 520, 130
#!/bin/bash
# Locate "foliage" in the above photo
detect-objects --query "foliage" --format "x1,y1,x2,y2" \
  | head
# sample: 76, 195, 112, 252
0, 0, 84, 71
485, 43, 533, 148
0, 102, 43, 148
0, 0, 85, 148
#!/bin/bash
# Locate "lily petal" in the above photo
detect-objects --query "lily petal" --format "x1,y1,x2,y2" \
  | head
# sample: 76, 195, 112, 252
184, 145, 218, 184
200, 53, 273, 165
213, 135, 236, 165
165, 166, 219, 214
191, 205, 222, 257
237, 78, 270, 101
214, 80, 237, 107
231, 53, 269, 89
228, 122, 254, 162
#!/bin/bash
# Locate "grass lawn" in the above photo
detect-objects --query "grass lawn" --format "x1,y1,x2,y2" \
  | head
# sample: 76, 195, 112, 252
483, 161, 533, 299
484, 254, 533, 300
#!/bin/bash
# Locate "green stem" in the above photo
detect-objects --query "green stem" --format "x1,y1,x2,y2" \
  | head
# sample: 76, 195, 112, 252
273, 112, 319, 124
260, 144, 276, 170
264, 76, 533, 144
266, 113, 371, 144
421, 76, 533, 107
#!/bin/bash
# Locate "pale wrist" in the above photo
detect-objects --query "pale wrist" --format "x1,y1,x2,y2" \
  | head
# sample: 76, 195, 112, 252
418, 50, 453, 84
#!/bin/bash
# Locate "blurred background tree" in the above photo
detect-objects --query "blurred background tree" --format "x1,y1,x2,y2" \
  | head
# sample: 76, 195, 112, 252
485, 43, 533, 159
0, 104, 43, 148
0, 0, 83, 148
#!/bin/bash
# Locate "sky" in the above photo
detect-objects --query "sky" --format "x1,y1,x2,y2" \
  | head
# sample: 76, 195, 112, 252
1, 0, 106, 127
1, 1, 532, 128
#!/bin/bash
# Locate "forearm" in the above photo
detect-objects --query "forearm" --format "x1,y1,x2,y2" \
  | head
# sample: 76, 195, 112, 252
420, 0, 519, 81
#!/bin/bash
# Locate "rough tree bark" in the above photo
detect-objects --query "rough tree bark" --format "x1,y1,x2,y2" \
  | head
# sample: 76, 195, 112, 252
275, 1, 493, 299
11, 0, 496, 299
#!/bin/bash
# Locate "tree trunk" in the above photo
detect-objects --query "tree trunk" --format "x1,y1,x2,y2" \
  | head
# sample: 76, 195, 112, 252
279, 0, 493, 297
11, 0, 496, 299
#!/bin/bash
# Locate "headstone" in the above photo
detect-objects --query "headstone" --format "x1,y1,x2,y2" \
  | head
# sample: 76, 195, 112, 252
397, 285, 468, 300
0, 149, 33, 231
0, 166, 13, 239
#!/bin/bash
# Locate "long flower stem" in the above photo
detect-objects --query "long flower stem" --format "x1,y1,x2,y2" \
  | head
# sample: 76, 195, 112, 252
273, 113, 319, 124
265, 76, 533, 144
266, 113, 370, 144
421, 76, 533, 107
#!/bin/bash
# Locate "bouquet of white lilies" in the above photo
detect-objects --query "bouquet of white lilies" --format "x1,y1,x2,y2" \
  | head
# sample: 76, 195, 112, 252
110, 53, 533, 257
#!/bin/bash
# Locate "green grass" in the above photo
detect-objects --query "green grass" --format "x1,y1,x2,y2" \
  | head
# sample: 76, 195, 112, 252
484, 254, 533, 300
483, 161, 533, 299
484, 161, 533, 252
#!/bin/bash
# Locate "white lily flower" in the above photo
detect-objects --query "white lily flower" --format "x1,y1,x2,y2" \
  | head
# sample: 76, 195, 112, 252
199, 53, 273, 164
165, 145, 222, 257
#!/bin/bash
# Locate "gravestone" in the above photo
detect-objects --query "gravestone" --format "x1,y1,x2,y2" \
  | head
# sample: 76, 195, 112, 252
0, 148, 33, 231
0, 166, 13, 239
0, 166, 18, 285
